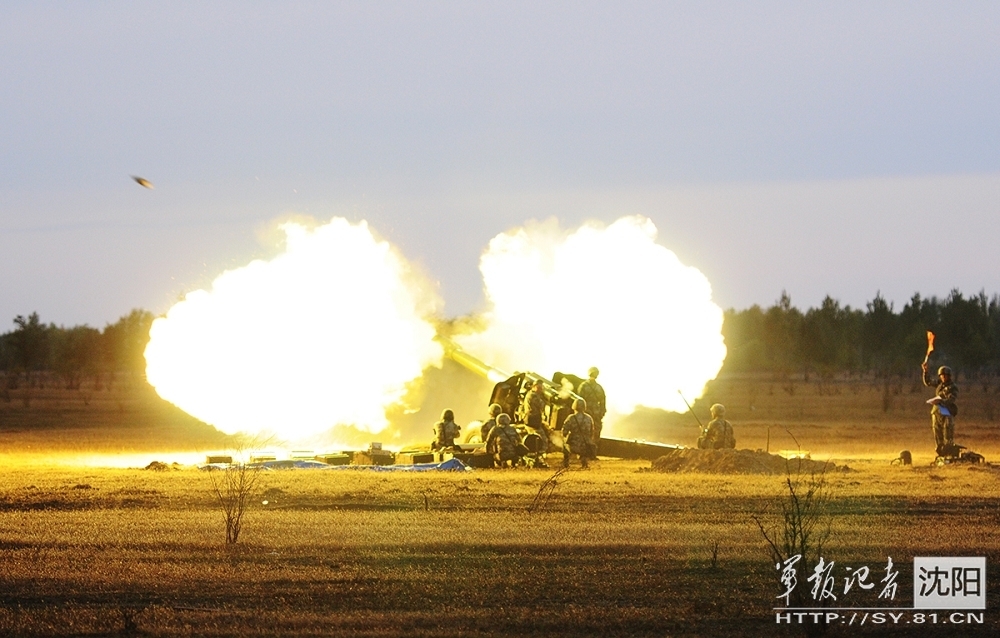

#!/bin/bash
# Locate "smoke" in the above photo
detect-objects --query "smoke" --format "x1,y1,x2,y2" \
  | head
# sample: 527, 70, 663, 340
145, 214, 725, 447
144, 218, 442, 440
455, 216, 726, 423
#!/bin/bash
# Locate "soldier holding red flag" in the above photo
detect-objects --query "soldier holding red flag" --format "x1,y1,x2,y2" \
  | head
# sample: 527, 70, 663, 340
921, 331, 959, 457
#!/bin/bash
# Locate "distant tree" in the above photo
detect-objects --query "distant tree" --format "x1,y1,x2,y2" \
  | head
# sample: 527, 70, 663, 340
9, 313, 52, 384
52, 325, 102, 389
721, 305, 766, 372
102, 310, 156, 378
801, 296, 863, 377
860, 293, 898, 376
762, 291, 804, 374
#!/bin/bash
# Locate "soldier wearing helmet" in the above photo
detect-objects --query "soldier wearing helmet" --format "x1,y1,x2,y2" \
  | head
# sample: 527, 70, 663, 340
485, 413, 526, 468
431, 408, 461, 451
562, 398, 594, 469
697, 403, 736, 450
922, 361, 959, 456
480, 403, 504, 444
523, 379, 550, 467
577, 366, 606, 457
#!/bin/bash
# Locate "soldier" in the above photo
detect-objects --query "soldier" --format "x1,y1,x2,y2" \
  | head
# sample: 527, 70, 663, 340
480, 403, 503, 452
562, 398, 594, 469
485, 413, 525, 468
922, 363, 958, 456
577, 366, 606, 456
697, 404, 736, 450
523, 380, 550, 467
431, 409, 461, 451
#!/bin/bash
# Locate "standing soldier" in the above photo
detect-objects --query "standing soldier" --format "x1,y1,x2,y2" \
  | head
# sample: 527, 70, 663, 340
431, 409, 461, 451
523, 380, 550, 467
577, 367, 606, 456
485, 413, 525, 468
922, 363, 958, 456
562, 398, 594, 469
697, 403, 736, 449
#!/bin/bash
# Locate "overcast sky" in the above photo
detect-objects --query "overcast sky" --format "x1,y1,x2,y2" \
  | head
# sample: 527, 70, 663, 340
3, 1, 1000, 327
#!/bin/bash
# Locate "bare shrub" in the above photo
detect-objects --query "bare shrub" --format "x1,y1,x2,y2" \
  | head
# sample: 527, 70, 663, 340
209, 438, 268, 544
528, 468, 567, 513
752, 460, 832, 609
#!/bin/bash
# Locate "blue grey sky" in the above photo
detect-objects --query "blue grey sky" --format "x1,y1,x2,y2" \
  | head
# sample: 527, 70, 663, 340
3, 2, 1000, 327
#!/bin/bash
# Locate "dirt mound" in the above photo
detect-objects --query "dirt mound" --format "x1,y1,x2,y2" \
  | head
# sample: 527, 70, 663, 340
650, 448, 844, 475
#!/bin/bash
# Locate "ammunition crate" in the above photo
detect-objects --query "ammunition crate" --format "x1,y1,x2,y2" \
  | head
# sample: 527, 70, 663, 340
353, 451, 395, 466
395, 452, 435, 465
316, 453, 352, 466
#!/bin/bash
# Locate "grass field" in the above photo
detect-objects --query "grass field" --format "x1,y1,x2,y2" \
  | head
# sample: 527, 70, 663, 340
0, 374, 998, 636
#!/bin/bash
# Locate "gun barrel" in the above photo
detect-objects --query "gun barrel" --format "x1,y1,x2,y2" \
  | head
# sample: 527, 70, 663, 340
439, 338, 510, 383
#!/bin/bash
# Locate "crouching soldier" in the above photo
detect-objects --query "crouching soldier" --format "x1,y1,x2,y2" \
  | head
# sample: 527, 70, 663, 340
431, 409, 461, 451
562, 398, 594, 469
697, 404, 736, 450
486, 413, 526, 468
480, 403, 504, 449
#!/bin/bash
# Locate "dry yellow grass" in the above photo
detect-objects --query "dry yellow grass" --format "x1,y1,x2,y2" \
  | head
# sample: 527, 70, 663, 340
0, 377, 998, 635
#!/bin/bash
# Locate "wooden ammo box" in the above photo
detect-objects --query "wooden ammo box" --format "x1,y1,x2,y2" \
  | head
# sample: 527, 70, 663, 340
395, 451, 435, 465
316, 453, 352, 466
353, 450, 395, 466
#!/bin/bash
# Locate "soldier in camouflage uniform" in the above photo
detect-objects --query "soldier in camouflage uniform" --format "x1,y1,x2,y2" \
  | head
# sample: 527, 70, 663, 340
577, 367, 606, 457
562, 398, 594, 469
922, 363, 958, 456
485, 413, 525, 468
697, 404, 735, 450
523, 380, 550, 467
431, 409, 461, 451
480, 403, 503, 454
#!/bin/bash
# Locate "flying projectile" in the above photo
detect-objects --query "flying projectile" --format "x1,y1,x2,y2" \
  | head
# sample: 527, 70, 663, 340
131, 176, 154, 189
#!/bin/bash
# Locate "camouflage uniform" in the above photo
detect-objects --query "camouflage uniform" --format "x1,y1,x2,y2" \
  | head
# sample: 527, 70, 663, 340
523, 385, 550, 462
485, 415, 524, 467
698, 418, 735, 449
577, 377, 606, 453
524, 386, 546, 428
480, 404, 504, 454
480, 418, 498, 448
923, 366, 958, 455
432, 411, 461, 450
562, 410, 594, 468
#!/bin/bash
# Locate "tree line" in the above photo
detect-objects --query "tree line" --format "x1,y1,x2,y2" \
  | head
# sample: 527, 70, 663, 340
2, 289, 998, 390
0, 309, 153, 389
723, 289, 1000, 378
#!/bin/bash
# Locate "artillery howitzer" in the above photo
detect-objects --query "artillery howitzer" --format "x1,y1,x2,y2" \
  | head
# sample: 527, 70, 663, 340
440, 338, 582, 452
440, 337, 684, 461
